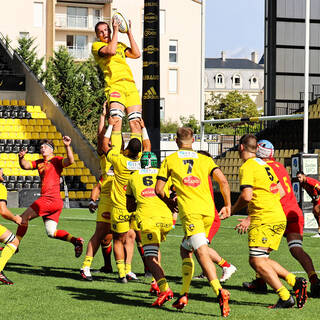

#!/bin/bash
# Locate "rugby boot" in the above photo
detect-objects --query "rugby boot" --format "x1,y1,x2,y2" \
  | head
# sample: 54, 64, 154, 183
0, 271, 13, 285
74, 238, 84, 258
217, 288, 230, 317
269, 295, 295, 309
220, 264, 237, 283
172, 293, 188, 310
80, 267, 92, 281
152, 288, 173, 307
293, 277, 307, 308
242, 278, 268, 293
150, 280, 160, 296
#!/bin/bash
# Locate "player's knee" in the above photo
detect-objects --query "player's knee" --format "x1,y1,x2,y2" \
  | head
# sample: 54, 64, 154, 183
44, 220, 57, 238
128, 111, 142, 122
109, 108, 125, 119
184, 233, 207, 252
143, 245, 159, 258
249, 248, 270, 259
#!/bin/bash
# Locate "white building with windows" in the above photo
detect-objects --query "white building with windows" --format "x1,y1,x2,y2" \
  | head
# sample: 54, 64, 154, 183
205, 51, 264, 110
0, 0, 202, 123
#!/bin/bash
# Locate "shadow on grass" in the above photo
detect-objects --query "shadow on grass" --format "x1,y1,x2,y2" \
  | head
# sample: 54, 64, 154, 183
56, 286, 223, 317
5, 262, 110, 282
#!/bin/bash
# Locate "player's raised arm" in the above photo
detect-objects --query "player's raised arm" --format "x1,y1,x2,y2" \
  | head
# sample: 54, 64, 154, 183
125, 20, 141, 59
138, 118, 151, 152
18, 148, 32, 170
102, 116, 120, 155
62, 136, 74, 168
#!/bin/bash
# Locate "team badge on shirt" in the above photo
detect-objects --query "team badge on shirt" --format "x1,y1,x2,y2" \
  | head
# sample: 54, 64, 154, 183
147, 233, 153, 240
262, 237, 267, 244
188, 224, 195, 231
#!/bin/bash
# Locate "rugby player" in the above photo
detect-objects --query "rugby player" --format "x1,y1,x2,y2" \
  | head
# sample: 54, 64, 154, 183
103, 118, 150, 283
0, 168, 21, 284
155, 127, 231, 317
16, 137, 84, 258
92, 18, 142, 136
221, 134, 307, 309
242, 140, 320, 298
126, 151, 175, 306
296, 171, 320, 237
80, 103, 119, 280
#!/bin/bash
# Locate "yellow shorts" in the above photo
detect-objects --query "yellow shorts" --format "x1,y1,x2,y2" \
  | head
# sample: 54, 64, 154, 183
106, 80, 141, 108
111, 207, 133, 233
97, 196, 112, 223
0, 224, 8, 238
248, 222, 286, 251
136, 214, 173, 245
130, 214, 140, 231
180, 213, 214, 238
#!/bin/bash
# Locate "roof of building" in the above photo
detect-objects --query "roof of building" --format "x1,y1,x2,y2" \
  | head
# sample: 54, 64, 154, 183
205, 58, 264, 70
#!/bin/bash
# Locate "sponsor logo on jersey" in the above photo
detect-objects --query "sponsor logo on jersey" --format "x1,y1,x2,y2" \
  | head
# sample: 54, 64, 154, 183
139, 168, 158, 175
270, 183, 278, 194
119, 214, 131, 221
123, 185, 127, 191
110, 91, 121, 98
178, 151, 198, 159
126, 161, 141, 170
141, 187, 156, 197
183, 176, 200, 187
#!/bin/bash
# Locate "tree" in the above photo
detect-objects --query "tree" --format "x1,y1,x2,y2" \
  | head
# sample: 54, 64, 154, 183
16, 36, 44, 80
160, 119, 179, 133
179, 115, 200, 133
205, 91, 261, 134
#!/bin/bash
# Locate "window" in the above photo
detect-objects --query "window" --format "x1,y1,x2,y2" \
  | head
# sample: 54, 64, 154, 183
67, 7, 88, 28
160, 10, 166, 35
169, 40, 178, 63
233, 74, 241, 87
66, 35, 88, 59
250, 76, 259, 88
160, 98, 165, 120
19, 32, 30, 39
33, 2, 43, 28
93, 9, 101, 26
169, 69, 178, 93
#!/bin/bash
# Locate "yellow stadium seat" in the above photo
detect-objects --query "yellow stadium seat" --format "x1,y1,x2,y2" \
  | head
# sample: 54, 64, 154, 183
48, 126, 57, 132
84, 191, 91, 199
11, 168, 20, 175
0, 119, 5, 125
47, 133, 55, 139
73, 154, 79, 161
0, 99, 2, 105
3, 168, 12, 175
36, 119, 44, 126
60, 191, 65, 199
77, 161, 85, 168
42, 125, 49, 132
68, 191, 76, 199
2, 99, 10, 106
11, 99, 18, 106
54, 132, 62, 139
29, 119, 36, 125
33, 106, 42, 112
31, 132, 40, 139
39, 133, 47, 139
0, 154, 8, 161
0, 160, 5, 168
26, 105, 33, 112
34, 125, 42, 132
21, 119, 29, 125
81, 176, 89, 183
26, 125, 33, 132
86, 184, 94, 190
18, 100, 26, 106
74, 169, 82, 176
75, 191, 85, 199
88, 175, 96, 183
43, 119, 51, 125
83, 168, 90, 175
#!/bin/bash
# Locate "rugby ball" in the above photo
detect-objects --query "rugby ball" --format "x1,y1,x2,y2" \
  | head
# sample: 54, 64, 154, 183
113, 11, 129, 33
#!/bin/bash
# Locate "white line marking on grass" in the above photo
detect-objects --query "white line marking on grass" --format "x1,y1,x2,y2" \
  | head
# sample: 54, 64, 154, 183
292, 271, 320, 274
167, 234, 183, 238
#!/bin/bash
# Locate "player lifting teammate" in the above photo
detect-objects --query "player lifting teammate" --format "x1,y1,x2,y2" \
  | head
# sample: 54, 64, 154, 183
221, 134, 307, 309
156, 127, 231, 317
16, 137, 84, 258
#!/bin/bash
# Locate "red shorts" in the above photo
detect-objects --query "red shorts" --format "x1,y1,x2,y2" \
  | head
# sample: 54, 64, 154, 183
284, 204, 304, 236
31, 196, 64, 223
207, 209, 221, 242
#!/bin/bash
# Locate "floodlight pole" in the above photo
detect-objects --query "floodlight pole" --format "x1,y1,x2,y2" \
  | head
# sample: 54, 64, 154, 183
303, 0, 310, 153
200, 0, 206, 149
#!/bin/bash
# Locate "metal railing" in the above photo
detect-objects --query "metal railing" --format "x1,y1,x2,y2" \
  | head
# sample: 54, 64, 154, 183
55, 14, 110, 29
67, 46, 89, 60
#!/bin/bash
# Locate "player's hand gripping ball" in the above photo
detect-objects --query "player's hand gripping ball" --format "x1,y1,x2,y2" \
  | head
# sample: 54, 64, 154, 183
112, 11, 129, 33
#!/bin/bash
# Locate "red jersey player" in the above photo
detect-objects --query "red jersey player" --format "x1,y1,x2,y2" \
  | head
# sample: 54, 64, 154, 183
297, 171, 320, 237
240, 140, 320, 298
16, 137, 84, 258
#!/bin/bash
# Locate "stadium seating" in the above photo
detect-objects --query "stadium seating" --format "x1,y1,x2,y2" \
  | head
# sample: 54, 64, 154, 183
0, 99, 97, 201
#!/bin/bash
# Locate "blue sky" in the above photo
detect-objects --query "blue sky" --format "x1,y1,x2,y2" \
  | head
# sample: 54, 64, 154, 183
205, 0, 264, 60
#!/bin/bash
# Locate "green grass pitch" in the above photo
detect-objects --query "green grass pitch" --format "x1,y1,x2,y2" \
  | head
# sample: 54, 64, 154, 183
1, 208, 320, 319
